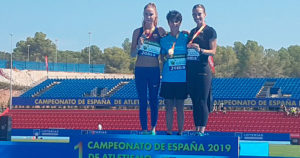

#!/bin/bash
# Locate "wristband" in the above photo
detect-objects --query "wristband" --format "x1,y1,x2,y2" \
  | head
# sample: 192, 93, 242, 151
200, 48, 203, 53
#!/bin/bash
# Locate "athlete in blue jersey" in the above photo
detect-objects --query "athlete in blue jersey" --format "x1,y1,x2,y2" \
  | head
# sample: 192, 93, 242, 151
187, 4, 217, 135
130, 3, 166, 135
160, 10, 188, 135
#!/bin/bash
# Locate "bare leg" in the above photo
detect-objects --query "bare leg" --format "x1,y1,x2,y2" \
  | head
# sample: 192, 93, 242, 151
165, 99, 175, 135
175, 99, 184, 135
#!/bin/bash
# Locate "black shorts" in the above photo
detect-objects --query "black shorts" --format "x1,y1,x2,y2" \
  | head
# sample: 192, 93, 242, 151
160, 82, 188, 99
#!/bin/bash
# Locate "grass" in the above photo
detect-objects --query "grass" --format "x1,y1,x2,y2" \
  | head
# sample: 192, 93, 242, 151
269, 144, 300, 157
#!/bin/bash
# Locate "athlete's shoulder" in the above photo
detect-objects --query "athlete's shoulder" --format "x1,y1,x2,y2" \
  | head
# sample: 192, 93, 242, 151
157, 27, 167, 37
181, 30, 189, 35
160, 32, 170, 43
205, 25, 216, 33
133, 27, 142, 36
191, 27, 198, 33
181, 30, 189, 38
205, 25, 217, 38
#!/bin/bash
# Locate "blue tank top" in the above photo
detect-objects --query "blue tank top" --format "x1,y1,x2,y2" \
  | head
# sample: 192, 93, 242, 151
137, 27, 162, 57
160, 32, 188, 82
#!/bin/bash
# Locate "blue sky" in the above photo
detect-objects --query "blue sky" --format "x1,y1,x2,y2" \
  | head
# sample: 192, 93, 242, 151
1, 0, 300, 53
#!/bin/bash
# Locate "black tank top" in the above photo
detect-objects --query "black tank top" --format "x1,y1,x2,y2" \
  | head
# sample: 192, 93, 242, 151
137, 27, 162, 58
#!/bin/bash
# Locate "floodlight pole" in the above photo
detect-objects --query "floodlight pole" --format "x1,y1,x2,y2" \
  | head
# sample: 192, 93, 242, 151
9, 33, 13, 109
27, 44, 30, 62
55, 39, 58, 63
88, 32, 91, 71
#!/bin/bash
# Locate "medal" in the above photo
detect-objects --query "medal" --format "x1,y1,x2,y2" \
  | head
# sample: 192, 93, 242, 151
168, 48, 174, 58
167, 32, 180, 58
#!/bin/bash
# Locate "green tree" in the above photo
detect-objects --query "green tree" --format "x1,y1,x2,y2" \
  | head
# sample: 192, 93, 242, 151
14, 32, 56, 62
0, 51, 10, 60
214, 46, 238, 77
81, 45, 103, 64
278, 48, 292, 77
122, 38, 135, 72
102, 47, 130, 73
264, 49, 284, 77
233, 41, 246, 77
287, 45, 300, 77
122, 38, 131, 56
234, 40, 264, 77
245, 41, 265, 77
59, 50, 81, 63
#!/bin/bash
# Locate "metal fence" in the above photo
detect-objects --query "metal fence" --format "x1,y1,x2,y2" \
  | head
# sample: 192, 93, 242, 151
0, 60, 105, 73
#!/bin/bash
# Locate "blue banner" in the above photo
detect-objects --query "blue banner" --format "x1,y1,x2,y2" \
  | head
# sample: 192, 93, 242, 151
2, 131, 239, 158
214, 98, 300, 107
12, 129, 290, 142
75, 134, 239, 158
12, 97, 164, 106
13, 97, 300, 107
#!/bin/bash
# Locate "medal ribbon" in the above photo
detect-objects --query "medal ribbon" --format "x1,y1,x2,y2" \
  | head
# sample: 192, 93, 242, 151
188, 24, 215, 73
170, 32, 180, 52
188, 24, 206, 44
142, 27, 155, 39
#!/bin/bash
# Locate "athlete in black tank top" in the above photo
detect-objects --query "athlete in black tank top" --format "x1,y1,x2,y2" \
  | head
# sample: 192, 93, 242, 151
130, 3, 166, 135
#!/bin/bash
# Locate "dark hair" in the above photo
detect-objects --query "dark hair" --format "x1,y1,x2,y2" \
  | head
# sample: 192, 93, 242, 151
193, 4, 206, 14
143, 3, 158, 27
166, 10, 182, 23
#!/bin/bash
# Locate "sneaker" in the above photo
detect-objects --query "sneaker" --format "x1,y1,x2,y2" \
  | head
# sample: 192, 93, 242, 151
196, 132, 205, 136
151, 129, 156, 135
141, 130, 150, 135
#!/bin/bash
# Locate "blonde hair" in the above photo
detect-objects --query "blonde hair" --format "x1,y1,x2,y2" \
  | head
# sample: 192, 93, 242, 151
143, 3, 158, 27
193, 4, 206, 14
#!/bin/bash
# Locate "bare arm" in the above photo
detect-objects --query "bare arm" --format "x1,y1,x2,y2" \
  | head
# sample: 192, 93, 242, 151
130, 28, 140, 57
158, 27, 167, 70
203, 39, 217, 56
158, 27, 167, 37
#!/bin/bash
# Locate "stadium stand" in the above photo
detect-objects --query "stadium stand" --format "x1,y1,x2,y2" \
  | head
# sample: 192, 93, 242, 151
273, 78, 300, 99
20, 78, 130, 98
4, 109, 300, 134
111, 79, 138, 98
3, 77, 300, 142
213, 78, 266, 98
18, 78, 300, 99
41, 78, 126, 98
20, 79, 56, 97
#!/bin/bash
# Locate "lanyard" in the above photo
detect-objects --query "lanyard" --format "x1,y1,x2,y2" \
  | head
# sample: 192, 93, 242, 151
189, 24, 206, 44
188, 24, 215, 74
169, 32, 180, 52
142, 27, 155, 39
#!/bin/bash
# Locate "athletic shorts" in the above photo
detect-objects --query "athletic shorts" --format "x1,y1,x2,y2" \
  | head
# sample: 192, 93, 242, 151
159, 82, 188, 99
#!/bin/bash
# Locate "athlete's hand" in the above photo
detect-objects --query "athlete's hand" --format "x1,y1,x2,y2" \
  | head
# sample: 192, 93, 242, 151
137, 36, 145, 49
187, 43, 200, 52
